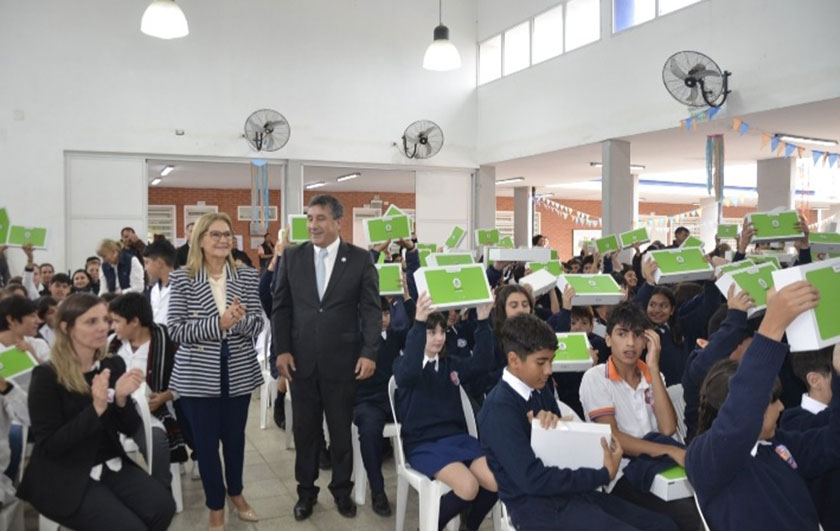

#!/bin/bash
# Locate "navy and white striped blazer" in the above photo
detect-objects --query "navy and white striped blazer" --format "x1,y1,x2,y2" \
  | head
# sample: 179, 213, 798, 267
167, 263, 264, 397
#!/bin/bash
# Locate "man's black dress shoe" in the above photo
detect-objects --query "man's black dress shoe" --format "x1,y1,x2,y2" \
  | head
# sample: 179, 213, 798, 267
335, 495, 357, 517
371, 491, 392, 517
294, 497, 316, 521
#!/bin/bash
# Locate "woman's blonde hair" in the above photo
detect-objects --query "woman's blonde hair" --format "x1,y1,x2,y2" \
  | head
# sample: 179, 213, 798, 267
185, 212, 237, 277
50, 293, 110, 394
96, 238, 122, 258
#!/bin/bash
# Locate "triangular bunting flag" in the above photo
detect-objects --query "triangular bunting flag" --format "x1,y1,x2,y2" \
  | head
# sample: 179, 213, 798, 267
761, 134, 771, 150
708, 107, 720, 120
813, 150, 824, 165
784, 143, 796, 158
739, 122, 749, 136
770, 136, 780, 152
684, 118, 692, 131
829, 153, 839, 168
732, 118, 742, 131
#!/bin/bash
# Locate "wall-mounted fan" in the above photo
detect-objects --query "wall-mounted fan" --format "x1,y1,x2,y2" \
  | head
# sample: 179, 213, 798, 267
662, 51, 731, 108
244, 109, 290, 151
401, 120, 444, 159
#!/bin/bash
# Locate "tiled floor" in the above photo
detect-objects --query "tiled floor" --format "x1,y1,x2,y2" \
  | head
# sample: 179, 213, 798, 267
23, 393, 483, 530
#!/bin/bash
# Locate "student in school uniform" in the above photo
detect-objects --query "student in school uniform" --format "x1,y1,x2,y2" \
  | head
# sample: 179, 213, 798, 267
85, 256, 102, 295
478, 313, 678, 531
687, 282, 840, 531
71, 269, 96, 294
48, 273, 72, 302
393, 293, 499, 531
0, 295, 51, 364
35, 296, 58, 347
579, 302, 702, 531
143, 236, 177, 325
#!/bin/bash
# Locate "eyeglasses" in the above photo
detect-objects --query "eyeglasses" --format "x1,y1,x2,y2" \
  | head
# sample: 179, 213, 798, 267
207, 231, 233, 241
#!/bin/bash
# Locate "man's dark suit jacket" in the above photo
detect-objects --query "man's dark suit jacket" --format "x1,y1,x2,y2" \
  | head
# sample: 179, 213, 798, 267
271, 239, 381, 381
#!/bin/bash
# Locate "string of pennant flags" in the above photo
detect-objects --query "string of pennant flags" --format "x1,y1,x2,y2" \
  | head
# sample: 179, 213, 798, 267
635, 207, 703, 229
533, 196, 602, 228
808, 210, 840, 231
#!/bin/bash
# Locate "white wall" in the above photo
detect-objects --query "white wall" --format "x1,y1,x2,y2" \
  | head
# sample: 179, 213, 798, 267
415, 171, 473, 249
476, 0, 840, 163
0, 0, 478, 271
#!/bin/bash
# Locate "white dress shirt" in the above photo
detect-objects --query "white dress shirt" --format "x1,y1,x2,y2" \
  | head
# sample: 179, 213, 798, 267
313, 237, 341, 293
801, 393, 828, 414
423, 354, 439, 372
502, 368, 534, 401
150, 281, 171, 325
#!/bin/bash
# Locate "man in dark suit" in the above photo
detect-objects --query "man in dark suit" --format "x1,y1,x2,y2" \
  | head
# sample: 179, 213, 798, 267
272, 194, 381, 521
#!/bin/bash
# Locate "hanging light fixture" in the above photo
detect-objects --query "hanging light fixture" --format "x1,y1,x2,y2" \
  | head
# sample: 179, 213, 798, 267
141, 0, 189, 40
423, 0, 460, 71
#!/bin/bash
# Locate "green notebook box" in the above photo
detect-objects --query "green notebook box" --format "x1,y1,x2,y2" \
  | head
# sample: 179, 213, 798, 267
384, 204, 413, 232
551, 249, 559, 260
7, 226, 48, 249
413, 264, 493, 311
717, 224, 739, 239
444, 226, 467, 249
650, 465, 694, 501
0, 347, 38, 383
749, 255, 782, 270
595, 235, 620, 255
426, 252, 475, 267
679, 235, 705, 249
747, 210, 804, 243
715, 262, 777, 318
375, 263, 403, 296
416, 243, 438, 268
809, 232, 840, 255
552, 332, 593, 372
555, 274, 623, 306
475, 228, 500, 247
288, 214, 310, 243
649, 248, 714, 284
498, 236, 515, 249
715, 259, 756, 277
364, 215, 412, 245
0, 207, 9, 244
619, 227, 650, 249
772, 258, 840, 352
757, 249, 796, 266
528, 260, 564, 277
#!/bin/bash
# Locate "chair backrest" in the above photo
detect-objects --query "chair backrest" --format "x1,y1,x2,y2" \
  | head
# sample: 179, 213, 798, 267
555, 399, 582, 422
256, 315, 272, 370
131, 383, 153, 474
667, 383, 687, 443
693, 492, 711, 531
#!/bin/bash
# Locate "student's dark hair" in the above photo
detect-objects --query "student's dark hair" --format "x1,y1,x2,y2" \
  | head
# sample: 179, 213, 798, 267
649, 286, 683, 346
791, 347, 834, 391
620, 264, 634, 275
85, 256, 101, 265
531, 234, 545, 246
609, 271, 627, 288
570, 306, 594, 324
707, 304, 729, 337
50, 273, 71, 286
40, 263, 54, 271
581, 255, 595, 268
108, 292, 154, 328
501, 313, 558, 361
36, 296, 58, 320
606, 302, 650, 335
0, 295, 38, 331
143, 237, 177, 268
709, 243, 732, 258
492, 284, 534, 335
5, 284, 26, 298
424, 312, 448, 357
308, 194, 344, 219
100, 292, 118, 303
697, 358, 782, 436
380, 297, 390, 312
121, 226, 136, 235
674, 282, 702, 310
675, 226, 690, 236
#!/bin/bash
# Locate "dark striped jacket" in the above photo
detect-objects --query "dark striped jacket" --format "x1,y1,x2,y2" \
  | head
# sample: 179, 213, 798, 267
167, 263, 264, 397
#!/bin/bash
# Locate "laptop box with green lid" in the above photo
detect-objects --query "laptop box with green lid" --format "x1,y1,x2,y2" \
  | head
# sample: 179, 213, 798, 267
809, 232, 840, 255
444, 225, 467, 250
528, 260, 564, 277
552, 333, 593, 372
757, 249, 797, 266
288, 215, 309, 243
649, 248, 714, 284
475, 228, 500, 247
716, 224, 739, 240
0, 347, 39, 384
619, 228, 650, 249
772, 257, 840, 352
555, 274, 624, 306
650, 465, 694, 501
595, 235, 620, 255
749, 255, 782, 270
715, 259, 756, 277
679, 235, 705, 250
426, 252, 475, 267
363, 215, 412, 245
7, 226, 48, 249
747, 209, 804, 243
413, 264, 493, 311
519, 269, 557, 298
375, 263, 403, 296
416, 243, 438, 267
716, 262, 778, 319
488, 247, 552, 263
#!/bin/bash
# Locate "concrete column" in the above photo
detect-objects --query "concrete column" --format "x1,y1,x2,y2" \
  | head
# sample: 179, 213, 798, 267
513, 186, 532, 247
698, 197, 719, 252
601, 139, 637, 235
282, 161, 304, 221
473, 166, 496, 249
757, 158, 795, 211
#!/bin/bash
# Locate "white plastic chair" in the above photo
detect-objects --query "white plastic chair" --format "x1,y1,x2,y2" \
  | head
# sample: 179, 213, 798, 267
693, 493, 711, 531
556, 399, 582, 422
256, 323, 278, 430
351, 421, 399, 505
0, 424, 25, 531
498, 501, 517, 531
388, 376, 500, 531
667, 384, 687, 443
284, 391, 294, 449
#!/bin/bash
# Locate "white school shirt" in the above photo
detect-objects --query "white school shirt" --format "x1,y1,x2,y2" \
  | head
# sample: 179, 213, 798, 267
501, 368, 533, 401
312, 237, 341, 293
150, 281, 171, 325
423, 354, 439, 372
801, 393, 828, 415
113, 336, 165, 430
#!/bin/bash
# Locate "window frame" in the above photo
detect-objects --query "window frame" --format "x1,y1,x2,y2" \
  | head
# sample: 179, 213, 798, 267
612, 0, 705, 35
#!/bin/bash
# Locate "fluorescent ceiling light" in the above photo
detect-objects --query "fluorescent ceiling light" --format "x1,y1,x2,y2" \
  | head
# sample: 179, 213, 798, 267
150, 178, 162, 186
336, 173, 360, 182
776, 134, 837, 147
160, 165, 175, 176
534, 192, 554, 198
590, 162, 646, 171
141, 0, 189, 40
305, 181, 326, 189
496, 177, 525, 185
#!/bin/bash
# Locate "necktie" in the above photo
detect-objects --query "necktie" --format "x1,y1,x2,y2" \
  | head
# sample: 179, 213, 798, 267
316, 248, 328, 300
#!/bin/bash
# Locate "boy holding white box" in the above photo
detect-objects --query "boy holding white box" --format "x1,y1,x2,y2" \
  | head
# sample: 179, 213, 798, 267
478, 313, 677, 531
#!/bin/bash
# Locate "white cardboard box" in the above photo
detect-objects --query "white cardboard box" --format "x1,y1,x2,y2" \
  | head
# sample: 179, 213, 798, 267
425, 252, 475, 267
649, 249, 715, 285
413, 264, 494, 312
772, 258, 840, 352
519, 269, 558, 298
488, 247, 552, 263
530, 420, 610, 471
555, 274, 624, 306
715, 262, 777, 319
650, 467, 694, 501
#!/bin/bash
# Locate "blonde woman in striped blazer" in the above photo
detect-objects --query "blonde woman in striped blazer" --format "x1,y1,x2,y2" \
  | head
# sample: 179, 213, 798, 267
167, 212, 263, 531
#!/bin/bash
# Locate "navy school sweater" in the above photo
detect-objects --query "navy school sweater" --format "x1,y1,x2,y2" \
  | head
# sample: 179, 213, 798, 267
477, 379, 610, 518
356, 298, 416, 405
393, 318, 494, 453
686, 333, 840, 531
676, 280, 724, 350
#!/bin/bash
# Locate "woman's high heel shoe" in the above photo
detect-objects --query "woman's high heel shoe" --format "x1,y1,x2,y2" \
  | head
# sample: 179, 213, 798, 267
228, 498, 259, 522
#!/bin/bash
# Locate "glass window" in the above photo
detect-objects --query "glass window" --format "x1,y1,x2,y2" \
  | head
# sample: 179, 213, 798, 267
478, 35, 502, 85
565, 0, 600, 52
532, 5, 564, 64
613, 0, 655, 32
503, 21, 531, 76
659, 0, 702, 15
